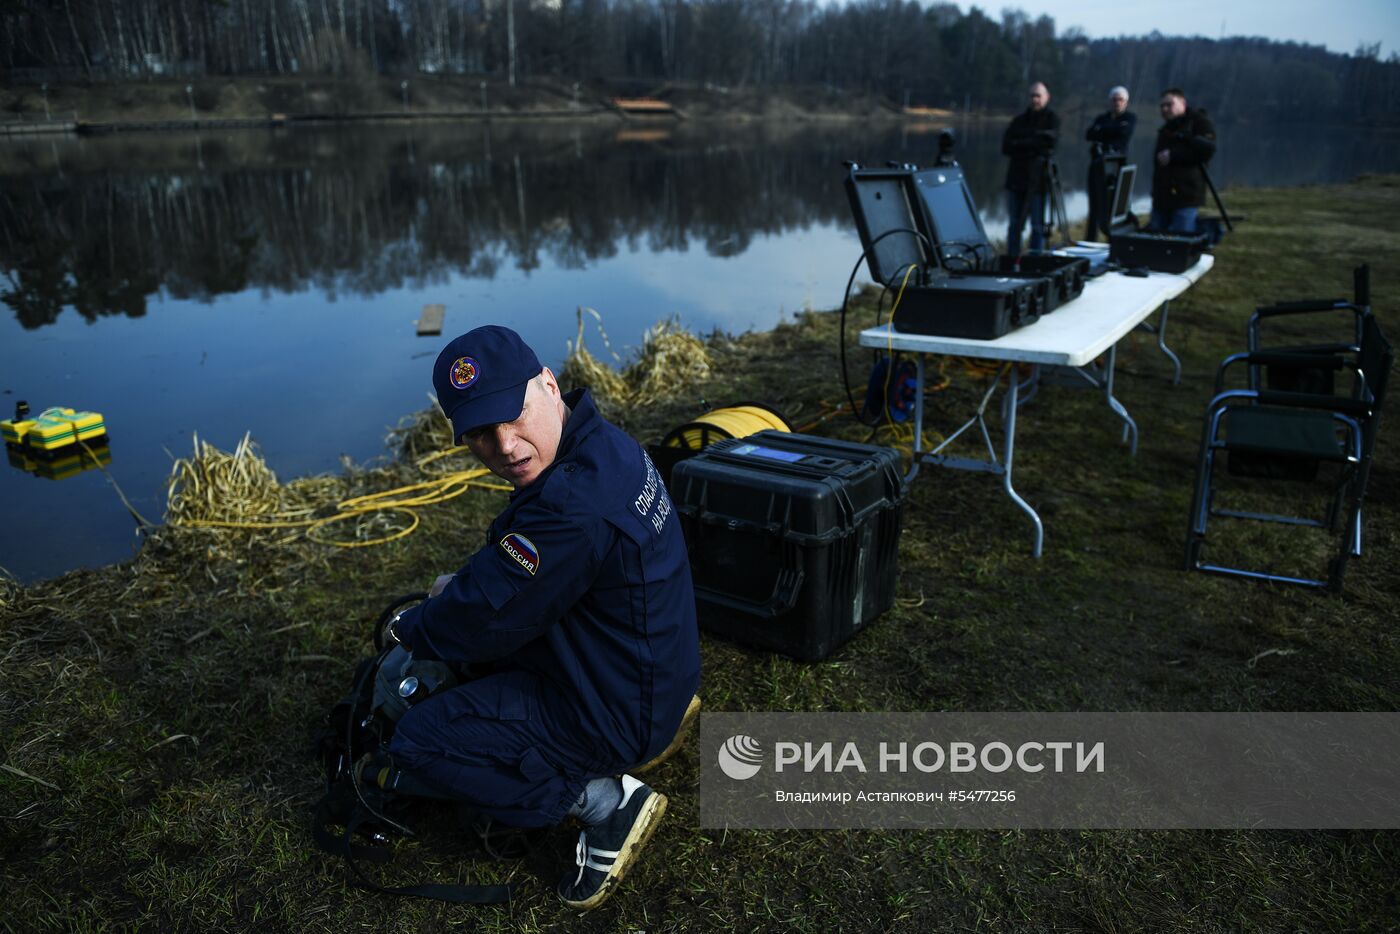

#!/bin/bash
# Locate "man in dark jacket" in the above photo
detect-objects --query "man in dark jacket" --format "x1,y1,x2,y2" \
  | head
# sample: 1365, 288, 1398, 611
1084, 85, 1137, 240
1002, 81, 1060, 257
379, 325, 702, 910
1148, 87, 1217, 233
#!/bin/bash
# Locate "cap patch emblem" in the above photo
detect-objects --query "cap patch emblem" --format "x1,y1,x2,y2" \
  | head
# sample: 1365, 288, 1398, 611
449, 356, 480, 390
499, 532, 539, 575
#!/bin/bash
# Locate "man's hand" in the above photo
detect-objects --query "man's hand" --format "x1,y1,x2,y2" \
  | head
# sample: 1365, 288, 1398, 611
382, 611, 404, 646
383, 577, 450, 647
1157, 149, 1171, 167
429, 573, 455, 598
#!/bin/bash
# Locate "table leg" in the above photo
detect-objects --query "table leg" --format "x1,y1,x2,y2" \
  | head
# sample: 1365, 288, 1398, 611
1001, 370, 1045, 558
1103, 343, 1139, 455
1156, 300, 1182, 385
1016, 363, 1040, 408
908, 355, 925, 482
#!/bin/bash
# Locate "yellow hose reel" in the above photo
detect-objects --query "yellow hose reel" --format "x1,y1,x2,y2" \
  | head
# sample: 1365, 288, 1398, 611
660, 403, 792, 451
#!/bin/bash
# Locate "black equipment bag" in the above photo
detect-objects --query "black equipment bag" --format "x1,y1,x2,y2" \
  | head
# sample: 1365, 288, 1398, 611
310, 594, 520, 905
1109, 231, 1210, 273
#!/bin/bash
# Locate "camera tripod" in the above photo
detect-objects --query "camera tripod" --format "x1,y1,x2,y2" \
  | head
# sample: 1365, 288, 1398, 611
1036, 158, 1071, 248
1013, 156, 1064, 253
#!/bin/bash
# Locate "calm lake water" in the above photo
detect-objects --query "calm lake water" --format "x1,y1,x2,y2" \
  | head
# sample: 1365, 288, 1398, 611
3, 116, 1397, 581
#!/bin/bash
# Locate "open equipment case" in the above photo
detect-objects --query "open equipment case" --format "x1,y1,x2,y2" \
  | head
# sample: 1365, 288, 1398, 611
907, 165, 1089, 312
844, 164, 1042, 340
844, 163, 1088, 339
1107, 162, 1212, 273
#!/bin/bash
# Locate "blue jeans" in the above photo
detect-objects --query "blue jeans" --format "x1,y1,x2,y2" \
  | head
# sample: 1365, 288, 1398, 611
1006, 189, 1047, 257
1147, 206, 1198, 233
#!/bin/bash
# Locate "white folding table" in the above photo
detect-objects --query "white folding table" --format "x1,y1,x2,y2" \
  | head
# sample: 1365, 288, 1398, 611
858, 255, 1213, 556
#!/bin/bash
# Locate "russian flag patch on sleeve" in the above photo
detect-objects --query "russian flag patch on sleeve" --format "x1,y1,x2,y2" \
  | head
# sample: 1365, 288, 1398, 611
498, 532, 539, 575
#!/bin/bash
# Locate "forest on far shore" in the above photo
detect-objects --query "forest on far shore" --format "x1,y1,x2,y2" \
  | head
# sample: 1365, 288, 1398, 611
4, 0, 1398, 123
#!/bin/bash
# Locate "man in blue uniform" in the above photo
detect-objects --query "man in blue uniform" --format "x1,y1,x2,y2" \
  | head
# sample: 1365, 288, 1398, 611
377, 325, 702, 910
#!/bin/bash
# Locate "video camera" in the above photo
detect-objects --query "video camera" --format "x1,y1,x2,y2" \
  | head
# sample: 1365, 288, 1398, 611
935, 128, 957, 167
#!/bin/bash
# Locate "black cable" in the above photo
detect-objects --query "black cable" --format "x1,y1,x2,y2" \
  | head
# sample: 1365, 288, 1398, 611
937, 240, 980, 272
348, 643, 416, 839
838, 227, 935, 428
353, 592, 429, 836
877, 264, 913, 321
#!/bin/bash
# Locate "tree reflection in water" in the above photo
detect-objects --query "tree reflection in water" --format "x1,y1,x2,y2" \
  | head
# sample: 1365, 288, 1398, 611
3, 117, 1395, 330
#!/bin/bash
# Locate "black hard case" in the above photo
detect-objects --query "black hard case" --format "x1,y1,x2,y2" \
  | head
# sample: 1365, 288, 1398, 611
1109, 231, 1209, 273
890, 275, 1041, 340
990, 254, 1087, 311
844, 165, 1051, 339
669, 431, 906, 662
907, 166, 1089, 311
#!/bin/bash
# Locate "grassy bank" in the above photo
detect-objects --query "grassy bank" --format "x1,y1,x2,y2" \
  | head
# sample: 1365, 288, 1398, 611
1, 76, 907, 127
2, 176, 1398, 932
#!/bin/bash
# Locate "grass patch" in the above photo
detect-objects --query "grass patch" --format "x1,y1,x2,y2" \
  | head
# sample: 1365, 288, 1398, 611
3, 176, 1399, 931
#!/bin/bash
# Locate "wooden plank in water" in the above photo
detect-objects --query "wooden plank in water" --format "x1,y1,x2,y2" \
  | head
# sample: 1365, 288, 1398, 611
417, 304, 445, 336
610, 97, 675, 114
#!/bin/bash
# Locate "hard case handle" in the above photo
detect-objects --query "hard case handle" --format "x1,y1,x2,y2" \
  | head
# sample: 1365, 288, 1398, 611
695, 566, 805, 618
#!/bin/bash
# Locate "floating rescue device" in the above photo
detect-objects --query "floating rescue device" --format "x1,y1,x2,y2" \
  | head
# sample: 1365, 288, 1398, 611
6, 442, 111, 481
2, 402, 108, 452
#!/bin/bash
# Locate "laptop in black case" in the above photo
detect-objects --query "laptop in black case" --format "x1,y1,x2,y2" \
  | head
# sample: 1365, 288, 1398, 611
844, 164, 1050, 340
908, 165, 1089, 312
1105, 163, 1211, 273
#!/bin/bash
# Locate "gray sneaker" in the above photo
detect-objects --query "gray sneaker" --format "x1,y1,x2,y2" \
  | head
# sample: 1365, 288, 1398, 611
556, 774, 667, 910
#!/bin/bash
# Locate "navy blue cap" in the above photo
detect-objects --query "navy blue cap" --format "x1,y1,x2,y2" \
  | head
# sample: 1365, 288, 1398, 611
432, 326, 542, 440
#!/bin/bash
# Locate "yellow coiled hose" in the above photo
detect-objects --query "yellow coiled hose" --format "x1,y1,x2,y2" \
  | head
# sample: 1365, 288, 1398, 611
660, 404, 792, 450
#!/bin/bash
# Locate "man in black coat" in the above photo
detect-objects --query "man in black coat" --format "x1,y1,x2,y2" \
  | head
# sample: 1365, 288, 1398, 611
1148, 87, 1217, 233
1084, 85, 1137, 240
1001, 81, 1059, 257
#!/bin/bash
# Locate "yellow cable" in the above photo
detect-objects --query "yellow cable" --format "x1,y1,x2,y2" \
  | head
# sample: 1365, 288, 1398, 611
306, 507, 421, 548
876, 267, 919, 461
177, 466, 510, 547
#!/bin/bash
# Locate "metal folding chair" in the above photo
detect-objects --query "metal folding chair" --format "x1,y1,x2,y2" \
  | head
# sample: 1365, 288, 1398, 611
1185, 306, 1392, 591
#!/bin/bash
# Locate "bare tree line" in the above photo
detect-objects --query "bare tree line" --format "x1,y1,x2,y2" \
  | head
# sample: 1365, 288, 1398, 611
4, 1, 1398, 121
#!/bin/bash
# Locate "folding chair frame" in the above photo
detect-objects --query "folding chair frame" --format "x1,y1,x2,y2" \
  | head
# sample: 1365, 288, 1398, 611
1186, 384, 1365, 591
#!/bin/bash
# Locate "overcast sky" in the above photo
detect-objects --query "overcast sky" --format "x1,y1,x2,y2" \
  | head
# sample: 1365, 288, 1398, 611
957, 0, 1400, 57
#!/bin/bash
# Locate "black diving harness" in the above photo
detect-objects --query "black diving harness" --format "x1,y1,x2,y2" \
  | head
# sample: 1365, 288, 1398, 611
311, 593, 529, 904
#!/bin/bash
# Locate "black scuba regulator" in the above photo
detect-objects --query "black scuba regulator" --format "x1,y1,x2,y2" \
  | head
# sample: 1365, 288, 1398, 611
371, 645, 458, 724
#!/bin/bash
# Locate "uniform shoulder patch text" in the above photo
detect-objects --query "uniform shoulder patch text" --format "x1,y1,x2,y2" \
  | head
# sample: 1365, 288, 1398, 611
499, 532, 539, 575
